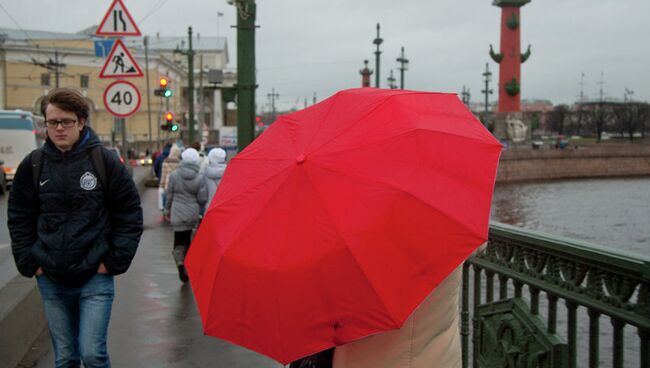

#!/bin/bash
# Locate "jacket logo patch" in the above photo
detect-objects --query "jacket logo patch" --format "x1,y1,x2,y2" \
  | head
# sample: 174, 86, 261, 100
80, 172, 97, 191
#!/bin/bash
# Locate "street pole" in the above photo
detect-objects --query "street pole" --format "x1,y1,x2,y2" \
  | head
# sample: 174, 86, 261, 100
231, 0, 257, 151
199, 54, 205, 146
120, 118, 128, 162
174, 27, 196, 144
188, 27, 195, 144
267, 88, 279, 122
481, 63, 493, 114
396, 46, 409, 89
144, 36, 153, 151
373, 23, 383, 88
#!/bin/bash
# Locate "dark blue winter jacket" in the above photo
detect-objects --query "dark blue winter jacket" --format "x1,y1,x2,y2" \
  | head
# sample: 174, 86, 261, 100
8, 127, 143, 286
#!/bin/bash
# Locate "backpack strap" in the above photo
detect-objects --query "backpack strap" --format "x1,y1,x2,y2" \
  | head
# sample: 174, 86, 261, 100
30, 148, 44, 193
89, 146, 108, 191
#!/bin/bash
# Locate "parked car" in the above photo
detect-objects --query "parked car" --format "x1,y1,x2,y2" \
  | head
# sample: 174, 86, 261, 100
0, 159, 6, 195
0, 110, 46, 187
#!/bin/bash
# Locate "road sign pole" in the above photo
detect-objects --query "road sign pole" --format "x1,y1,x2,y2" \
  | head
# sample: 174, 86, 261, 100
120, 118, 128, 162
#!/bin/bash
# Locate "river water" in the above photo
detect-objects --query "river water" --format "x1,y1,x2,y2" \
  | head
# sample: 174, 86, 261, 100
491, 177, 650, 257
490, 177, 650, 367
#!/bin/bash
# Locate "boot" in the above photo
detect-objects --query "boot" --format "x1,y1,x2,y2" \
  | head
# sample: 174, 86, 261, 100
172, 246, 189, 283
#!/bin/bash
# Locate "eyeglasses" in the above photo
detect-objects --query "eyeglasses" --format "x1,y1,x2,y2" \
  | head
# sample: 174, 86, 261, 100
45, 118, 77, 128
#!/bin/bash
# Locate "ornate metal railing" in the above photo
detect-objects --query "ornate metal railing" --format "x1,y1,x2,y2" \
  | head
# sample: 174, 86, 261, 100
462, 222, 650, 368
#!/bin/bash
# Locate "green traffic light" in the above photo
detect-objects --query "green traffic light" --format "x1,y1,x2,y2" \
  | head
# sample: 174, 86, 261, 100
170, 124, 179, 132
164, 89, 174, 98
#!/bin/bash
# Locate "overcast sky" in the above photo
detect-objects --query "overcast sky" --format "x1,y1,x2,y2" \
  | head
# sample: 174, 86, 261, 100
1, 0, 649, 113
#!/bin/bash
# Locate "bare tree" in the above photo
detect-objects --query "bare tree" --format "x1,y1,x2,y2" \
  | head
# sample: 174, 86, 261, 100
548, 104, 569, 135
611, 102, 649, 141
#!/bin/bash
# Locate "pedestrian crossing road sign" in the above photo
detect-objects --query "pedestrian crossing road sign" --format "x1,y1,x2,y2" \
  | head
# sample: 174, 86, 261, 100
99, 39, 143, 78
96, 0, 141, 36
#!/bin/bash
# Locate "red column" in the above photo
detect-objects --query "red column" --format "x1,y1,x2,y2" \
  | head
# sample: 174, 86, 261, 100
498, 6, 521, 112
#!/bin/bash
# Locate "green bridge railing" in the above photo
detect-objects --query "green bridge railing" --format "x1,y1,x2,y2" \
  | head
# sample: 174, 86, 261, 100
462, 222, 650, 368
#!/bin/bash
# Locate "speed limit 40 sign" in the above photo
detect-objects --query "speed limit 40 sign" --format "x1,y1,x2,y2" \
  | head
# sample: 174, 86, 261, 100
103, 80, 141, 117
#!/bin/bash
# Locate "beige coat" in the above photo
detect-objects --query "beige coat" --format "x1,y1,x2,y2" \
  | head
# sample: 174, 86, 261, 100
333, 266, 462, 368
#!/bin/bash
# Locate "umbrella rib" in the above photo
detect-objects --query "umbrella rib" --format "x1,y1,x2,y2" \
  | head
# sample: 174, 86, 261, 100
306, 95, 393, 156
305, 91, 455, 156
309, 160, 489, 241
312, 127, 501, 162
302, 165, 401, 327
303, 92, 340, 153
212, 161, 295, 209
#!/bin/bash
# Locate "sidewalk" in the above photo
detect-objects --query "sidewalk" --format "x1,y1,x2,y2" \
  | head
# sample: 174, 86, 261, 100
23, 186, 284, 368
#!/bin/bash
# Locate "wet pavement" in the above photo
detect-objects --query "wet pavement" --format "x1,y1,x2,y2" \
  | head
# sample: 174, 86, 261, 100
22, 179, 285, 368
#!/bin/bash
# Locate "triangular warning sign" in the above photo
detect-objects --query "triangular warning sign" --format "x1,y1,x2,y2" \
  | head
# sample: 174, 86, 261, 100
99, 39, 144, 78
96, 0, 141, 36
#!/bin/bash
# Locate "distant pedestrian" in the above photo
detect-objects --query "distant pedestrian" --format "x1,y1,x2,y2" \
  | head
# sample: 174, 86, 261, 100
164, 148, 208, 282
204, 147, 227, 209
8, 87, 143, 367
158, 145, 181, 211
153, 142, 172, 179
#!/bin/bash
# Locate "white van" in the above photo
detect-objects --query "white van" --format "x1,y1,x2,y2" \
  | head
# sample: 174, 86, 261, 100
0, 110, 46, 186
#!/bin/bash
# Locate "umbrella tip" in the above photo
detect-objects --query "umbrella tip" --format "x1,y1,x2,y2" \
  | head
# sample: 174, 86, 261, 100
296, 154, 307, 164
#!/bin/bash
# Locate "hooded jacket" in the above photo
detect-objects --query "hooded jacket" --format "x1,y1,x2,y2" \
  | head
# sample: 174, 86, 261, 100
165, 160, 208, 232
203, 161, 226, 209
8, 127, 143, 286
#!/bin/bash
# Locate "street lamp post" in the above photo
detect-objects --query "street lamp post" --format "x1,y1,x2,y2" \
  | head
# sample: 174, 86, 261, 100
387, 70, 397, 89
229, 0, 257, 151
396, 46, 409, 89
481, 63, 493, 114
373, 23, 383, 88
174, 27, 196, 144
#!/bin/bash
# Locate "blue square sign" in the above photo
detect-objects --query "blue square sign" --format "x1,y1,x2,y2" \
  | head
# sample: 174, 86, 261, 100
94, 39, 115, 57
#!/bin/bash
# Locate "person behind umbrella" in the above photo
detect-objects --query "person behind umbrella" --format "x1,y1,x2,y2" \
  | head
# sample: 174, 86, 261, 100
203, 147, 227, 209
158, 145, 181, 212
164, 147, 208, 282
331, 266, 462, 368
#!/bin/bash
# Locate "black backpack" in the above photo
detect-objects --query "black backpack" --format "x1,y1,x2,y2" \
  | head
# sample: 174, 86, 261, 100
30, 146, 108, 193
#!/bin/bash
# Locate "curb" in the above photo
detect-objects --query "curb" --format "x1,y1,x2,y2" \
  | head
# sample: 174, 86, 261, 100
0, 274, 46, 368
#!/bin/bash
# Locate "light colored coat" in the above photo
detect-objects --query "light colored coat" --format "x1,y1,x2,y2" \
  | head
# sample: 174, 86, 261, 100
333, 266, 462, 368
203, 162, 227, 209
165, 161, 208, 232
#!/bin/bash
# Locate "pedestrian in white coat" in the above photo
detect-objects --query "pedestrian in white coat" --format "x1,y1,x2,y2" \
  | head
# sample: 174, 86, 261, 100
204, 147, 227, 209
164, 148, 208, 282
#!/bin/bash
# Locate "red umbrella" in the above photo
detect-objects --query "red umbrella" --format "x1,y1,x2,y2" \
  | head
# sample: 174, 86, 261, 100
186, 88, 502, 364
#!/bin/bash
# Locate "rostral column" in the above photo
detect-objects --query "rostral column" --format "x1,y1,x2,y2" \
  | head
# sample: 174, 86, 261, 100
489, 0, 532, 112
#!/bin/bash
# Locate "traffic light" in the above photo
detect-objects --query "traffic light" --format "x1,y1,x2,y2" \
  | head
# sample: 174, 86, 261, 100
154, 77, 173, 97
162, 112, 179, 132
160, 112, 175, 131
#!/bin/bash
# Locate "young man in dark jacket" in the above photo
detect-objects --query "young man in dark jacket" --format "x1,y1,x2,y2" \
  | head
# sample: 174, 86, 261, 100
8, 87, 143, 367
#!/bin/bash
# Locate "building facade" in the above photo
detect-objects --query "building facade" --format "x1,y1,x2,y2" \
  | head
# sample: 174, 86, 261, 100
0, 26, 233, 153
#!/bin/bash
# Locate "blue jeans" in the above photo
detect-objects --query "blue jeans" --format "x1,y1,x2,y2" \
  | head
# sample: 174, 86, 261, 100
37, 273, 114, 368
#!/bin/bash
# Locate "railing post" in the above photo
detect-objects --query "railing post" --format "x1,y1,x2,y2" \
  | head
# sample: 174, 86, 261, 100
498, 274, 508, 300
461, 263, 470, 368
472, 265, 482, 368
587, 309, 600, 368
485, 270, 494, 303
566, 300, 578, 368
611, 318, 625, 368
530, 287, 540, 315
639, 328, 649, 368
547, 293, 558, 334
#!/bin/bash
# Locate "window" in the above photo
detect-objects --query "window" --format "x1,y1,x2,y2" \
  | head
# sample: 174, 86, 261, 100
41, 73, 50, 87
80, 75, 89, 89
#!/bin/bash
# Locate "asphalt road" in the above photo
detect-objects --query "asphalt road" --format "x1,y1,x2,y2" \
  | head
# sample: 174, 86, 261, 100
19, 167, 284, 368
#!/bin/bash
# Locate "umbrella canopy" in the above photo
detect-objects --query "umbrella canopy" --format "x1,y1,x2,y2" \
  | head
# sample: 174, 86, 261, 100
186, 88, 502, 364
